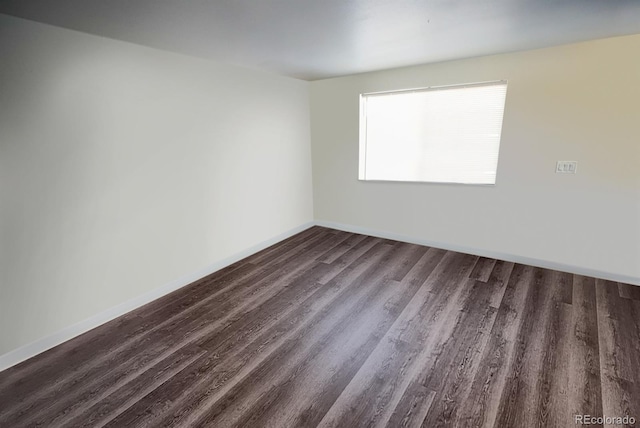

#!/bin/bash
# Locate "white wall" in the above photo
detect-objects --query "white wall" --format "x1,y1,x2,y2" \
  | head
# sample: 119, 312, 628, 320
311, 35, 640, 283
0, 14, 313, 356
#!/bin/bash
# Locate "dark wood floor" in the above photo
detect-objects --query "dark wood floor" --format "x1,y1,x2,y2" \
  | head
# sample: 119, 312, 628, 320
1, 226, 639, 428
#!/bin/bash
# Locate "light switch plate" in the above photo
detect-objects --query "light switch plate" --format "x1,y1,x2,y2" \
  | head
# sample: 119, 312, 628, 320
556, 161, 577, 174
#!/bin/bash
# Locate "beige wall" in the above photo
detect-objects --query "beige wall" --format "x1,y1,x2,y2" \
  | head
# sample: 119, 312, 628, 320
311, 35, 640, 283
0, 15, 313, 355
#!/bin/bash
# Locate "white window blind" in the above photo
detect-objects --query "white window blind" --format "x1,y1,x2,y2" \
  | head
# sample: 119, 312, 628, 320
359, 81, 507, 185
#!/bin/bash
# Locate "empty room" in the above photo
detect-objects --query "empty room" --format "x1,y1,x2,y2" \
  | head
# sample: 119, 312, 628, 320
1, 1, 639, 427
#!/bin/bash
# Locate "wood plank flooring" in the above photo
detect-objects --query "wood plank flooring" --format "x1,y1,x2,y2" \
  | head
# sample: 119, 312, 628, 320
1, 226, 639, 427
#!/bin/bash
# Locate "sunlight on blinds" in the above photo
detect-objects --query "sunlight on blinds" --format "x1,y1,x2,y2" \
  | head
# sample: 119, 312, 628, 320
359, 82, 507, 184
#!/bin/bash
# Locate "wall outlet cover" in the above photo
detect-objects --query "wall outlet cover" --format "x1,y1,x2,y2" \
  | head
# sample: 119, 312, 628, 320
556, 161, 577, 174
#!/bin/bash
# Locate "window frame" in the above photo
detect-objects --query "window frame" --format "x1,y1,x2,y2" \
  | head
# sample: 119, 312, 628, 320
358, 80, 508, 186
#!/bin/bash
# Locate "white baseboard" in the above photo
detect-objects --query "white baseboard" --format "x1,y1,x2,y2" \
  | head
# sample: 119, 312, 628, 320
315, 220, 640, 287
0, 221, 314, 372
2, 218, 637, 372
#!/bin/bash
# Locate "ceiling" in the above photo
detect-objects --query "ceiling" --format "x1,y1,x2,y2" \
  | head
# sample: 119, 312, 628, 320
2, 0, 640, 80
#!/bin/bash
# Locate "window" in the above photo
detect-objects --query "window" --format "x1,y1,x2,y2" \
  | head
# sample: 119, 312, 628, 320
359, 81, 507, 185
